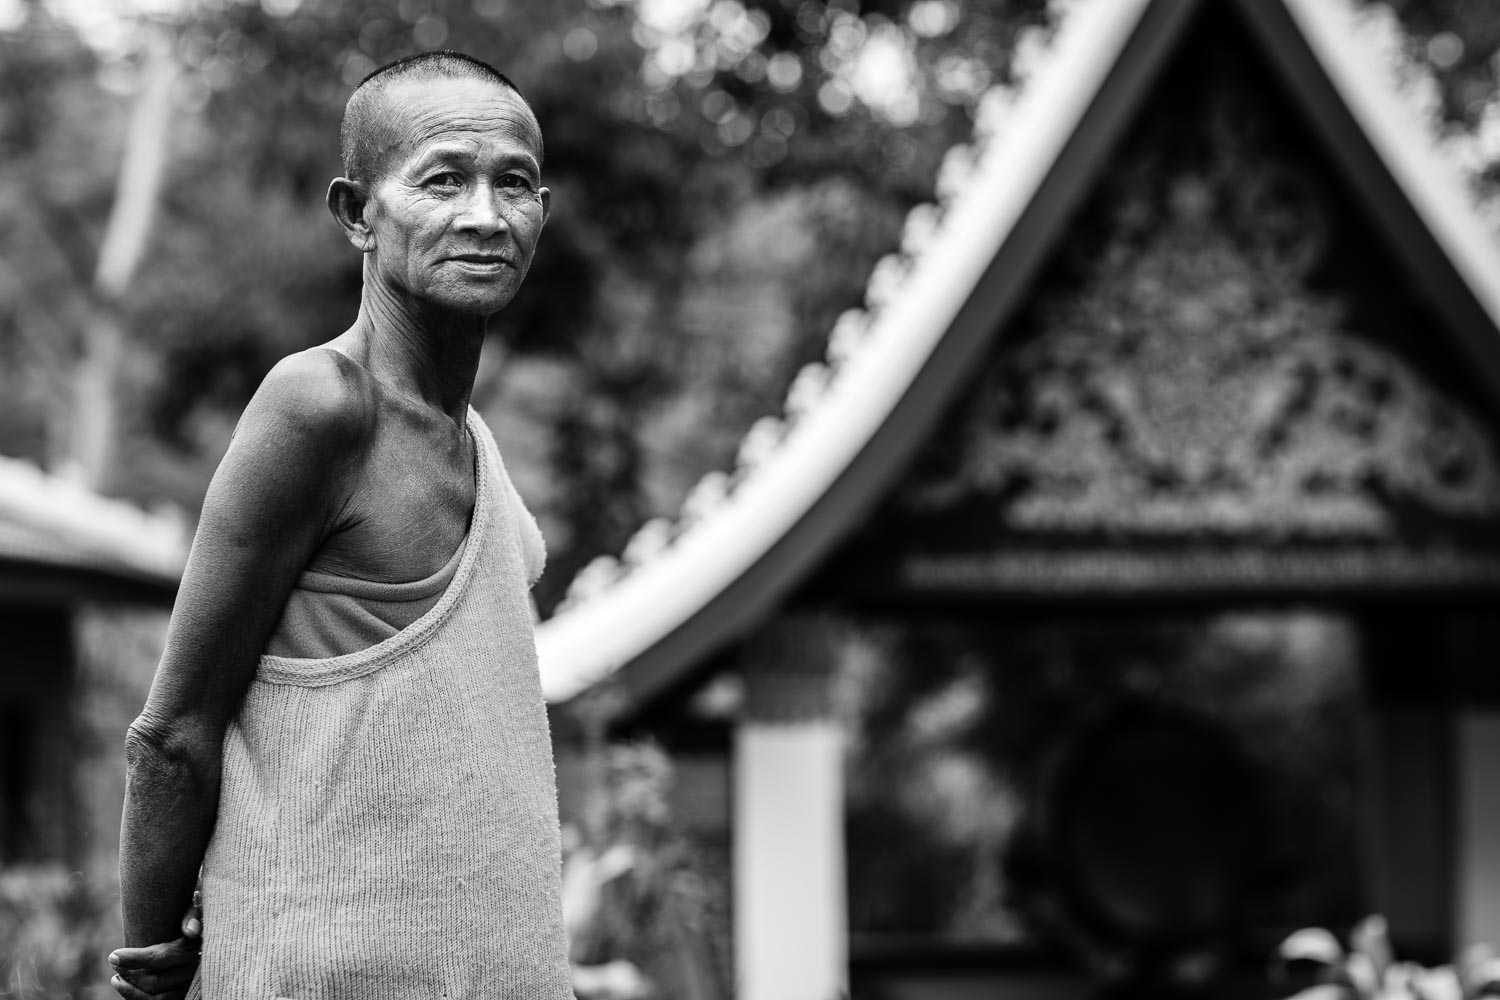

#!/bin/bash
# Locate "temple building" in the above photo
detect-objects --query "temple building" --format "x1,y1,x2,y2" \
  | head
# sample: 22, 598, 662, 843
537, 0, 1500, 997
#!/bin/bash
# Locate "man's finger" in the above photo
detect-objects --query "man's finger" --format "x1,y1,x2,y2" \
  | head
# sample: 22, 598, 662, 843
109, 938, 200, 972
119, 964, 198, 996
111, 973, 159, 1000
113, 982, 190, 1000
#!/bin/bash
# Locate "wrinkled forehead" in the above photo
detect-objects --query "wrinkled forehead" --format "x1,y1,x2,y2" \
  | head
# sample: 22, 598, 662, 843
369, 77, 543, 178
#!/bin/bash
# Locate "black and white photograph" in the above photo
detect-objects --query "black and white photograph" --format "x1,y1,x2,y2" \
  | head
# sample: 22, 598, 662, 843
2, 0, 1500, 997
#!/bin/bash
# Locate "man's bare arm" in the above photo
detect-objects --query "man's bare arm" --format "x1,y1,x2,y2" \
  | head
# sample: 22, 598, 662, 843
120, 351, 368, 947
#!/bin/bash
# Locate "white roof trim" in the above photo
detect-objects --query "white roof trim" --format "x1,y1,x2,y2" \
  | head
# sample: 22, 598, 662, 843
1282, 0, 1500, 339
0, 454, 188, 583
538, 0, 1500, 705
535, 0, 1157, 703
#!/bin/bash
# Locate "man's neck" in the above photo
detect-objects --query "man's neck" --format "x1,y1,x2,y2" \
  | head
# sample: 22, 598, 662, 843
344, 279, 489, 425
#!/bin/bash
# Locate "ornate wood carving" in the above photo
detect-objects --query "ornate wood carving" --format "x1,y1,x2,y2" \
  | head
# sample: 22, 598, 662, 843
903, 81, 1500, 542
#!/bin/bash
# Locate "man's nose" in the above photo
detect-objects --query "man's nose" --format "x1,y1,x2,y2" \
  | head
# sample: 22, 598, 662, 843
455, 185, 510, 237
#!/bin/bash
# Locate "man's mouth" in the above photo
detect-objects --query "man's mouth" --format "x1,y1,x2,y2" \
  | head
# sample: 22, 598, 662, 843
449, 254, 513, 267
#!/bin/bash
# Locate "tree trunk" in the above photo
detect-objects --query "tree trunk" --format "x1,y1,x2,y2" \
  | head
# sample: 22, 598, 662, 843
66, 38, 177, 491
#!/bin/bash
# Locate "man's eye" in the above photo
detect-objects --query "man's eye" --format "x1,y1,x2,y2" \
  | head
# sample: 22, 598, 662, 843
426, 172, 462, 188
499, 174, 534, 191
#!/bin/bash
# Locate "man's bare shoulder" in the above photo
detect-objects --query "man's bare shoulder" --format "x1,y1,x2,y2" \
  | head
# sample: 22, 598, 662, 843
235, 347, 378, 456
199, 349, 377, 551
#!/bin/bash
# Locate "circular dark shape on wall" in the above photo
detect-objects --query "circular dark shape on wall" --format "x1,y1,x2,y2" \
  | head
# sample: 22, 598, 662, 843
1038, 705, 1269, 950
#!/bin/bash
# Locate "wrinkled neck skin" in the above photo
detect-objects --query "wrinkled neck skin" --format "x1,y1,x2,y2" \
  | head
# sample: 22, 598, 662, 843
337, 260, 491, 429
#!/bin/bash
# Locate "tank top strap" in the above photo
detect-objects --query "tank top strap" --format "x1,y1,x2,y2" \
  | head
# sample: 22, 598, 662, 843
255, 408, 495, 687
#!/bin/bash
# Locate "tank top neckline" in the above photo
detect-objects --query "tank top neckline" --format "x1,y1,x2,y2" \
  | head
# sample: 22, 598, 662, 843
256, 407, 492, 688
292, 531, 468, 602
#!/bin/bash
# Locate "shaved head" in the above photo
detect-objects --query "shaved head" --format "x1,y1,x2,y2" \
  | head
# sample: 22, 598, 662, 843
339, 50, 543, 184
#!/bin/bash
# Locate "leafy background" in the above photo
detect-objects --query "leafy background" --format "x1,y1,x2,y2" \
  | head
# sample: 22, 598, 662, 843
3, 0, 1489, 615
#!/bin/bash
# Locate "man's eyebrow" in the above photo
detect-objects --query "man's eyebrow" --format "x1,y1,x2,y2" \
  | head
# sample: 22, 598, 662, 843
408, 144, 479, 170
408, 143, 540, 175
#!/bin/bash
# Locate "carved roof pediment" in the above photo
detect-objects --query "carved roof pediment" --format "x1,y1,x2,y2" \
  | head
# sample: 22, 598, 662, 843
818, 14, 1500, 597
901, 183, 1500, 544
538, 0, 1500, 711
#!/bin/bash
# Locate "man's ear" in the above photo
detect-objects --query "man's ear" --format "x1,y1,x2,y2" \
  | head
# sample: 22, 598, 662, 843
327, 177, 375, 252
538, 186, 551, 228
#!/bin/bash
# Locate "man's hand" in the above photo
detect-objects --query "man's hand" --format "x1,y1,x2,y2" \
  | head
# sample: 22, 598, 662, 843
109, 896, 202, 1000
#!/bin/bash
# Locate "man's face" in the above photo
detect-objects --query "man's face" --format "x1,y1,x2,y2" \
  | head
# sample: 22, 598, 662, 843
361, 76, 549, 316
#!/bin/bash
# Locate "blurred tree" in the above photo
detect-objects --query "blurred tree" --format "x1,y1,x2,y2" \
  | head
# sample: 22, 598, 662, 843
0, 0, 1056, 612
562, 738, 729, 1000
1385, 0, 1500, 125
1, 0, 1498, 616
0, 8, 110, 471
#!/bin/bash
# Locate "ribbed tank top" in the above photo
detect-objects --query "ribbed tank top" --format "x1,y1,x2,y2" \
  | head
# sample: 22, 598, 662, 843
263, 536, 468, 659
189, 408, 569, 1000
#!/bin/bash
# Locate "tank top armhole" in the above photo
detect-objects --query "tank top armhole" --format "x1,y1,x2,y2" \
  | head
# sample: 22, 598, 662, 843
485, 427, 547, 589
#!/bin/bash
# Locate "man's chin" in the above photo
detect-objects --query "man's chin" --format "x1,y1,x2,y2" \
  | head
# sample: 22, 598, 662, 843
430, 286, 519, 317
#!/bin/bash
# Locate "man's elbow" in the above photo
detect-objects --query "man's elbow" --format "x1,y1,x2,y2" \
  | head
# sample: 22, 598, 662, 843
124, 714, 220, 800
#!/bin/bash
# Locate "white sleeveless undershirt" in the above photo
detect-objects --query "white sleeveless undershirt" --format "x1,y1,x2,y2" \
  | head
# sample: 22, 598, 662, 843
189, 408, 569, 1000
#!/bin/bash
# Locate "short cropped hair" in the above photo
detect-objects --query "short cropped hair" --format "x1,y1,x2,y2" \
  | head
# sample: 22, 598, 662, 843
339, 50, 542, 183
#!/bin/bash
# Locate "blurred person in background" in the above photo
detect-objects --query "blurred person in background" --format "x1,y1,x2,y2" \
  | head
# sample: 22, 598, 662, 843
106, 49, 571, 1000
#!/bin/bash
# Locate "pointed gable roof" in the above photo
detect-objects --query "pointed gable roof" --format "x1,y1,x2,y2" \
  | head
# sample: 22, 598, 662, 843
536, 0, 1500, 711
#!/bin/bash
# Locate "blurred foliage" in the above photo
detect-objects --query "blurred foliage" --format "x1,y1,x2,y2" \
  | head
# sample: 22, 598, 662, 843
1270, 913, 1500, 1000
0, 864, 117, 1000
563, 739, 730, 1000
0, 0, 1047, 614
1385, 0, 1500, 126
0, 611, 162, 998
0, 0, 1497, 612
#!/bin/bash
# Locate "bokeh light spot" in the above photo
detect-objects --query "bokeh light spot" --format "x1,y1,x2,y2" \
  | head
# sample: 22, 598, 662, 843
716, 110, 754, 146
766, 51, 803, 92
1427, 30, 1464, 70
638, 0, 710, 35
412, 13, 448, 47
817, 78, 853, 116
563, 26, 599, 61
701, 88, 733, 122
653, 35, 695, 77
908, 0, 959, 39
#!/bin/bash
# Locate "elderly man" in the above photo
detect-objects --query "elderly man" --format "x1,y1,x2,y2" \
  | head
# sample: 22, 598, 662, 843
110, 51, 572, 999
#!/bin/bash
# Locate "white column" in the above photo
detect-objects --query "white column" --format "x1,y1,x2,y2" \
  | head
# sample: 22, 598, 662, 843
1456, 711, 1500, 950
732, 618, 848, 1000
